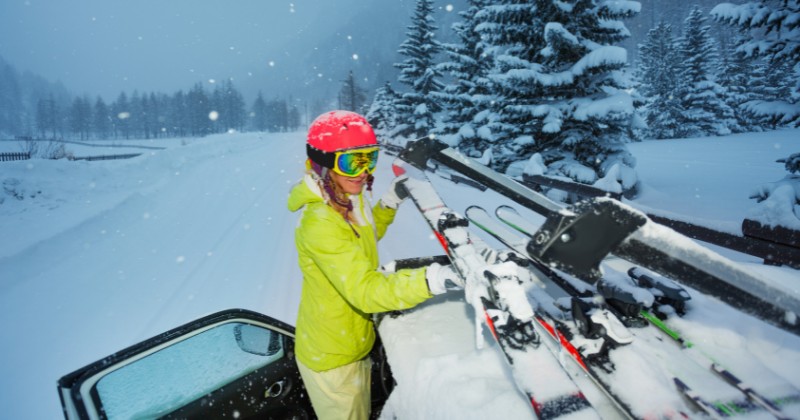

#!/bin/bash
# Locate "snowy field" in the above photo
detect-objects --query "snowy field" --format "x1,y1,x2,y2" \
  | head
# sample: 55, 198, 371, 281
0, 129, 798, 419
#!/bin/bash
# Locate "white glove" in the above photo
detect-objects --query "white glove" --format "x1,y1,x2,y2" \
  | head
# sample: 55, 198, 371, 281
426, 263, 464, 295
381, 176, 409, 209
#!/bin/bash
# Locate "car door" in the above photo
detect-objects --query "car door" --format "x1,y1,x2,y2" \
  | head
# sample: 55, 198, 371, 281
57, 309, 313, 420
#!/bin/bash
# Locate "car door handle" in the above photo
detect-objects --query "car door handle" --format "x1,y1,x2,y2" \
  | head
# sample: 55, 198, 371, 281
265, 379, 286, 398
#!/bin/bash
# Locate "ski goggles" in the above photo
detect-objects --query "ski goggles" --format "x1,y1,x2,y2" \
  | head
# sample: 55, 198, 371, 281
332, 147, 379, 177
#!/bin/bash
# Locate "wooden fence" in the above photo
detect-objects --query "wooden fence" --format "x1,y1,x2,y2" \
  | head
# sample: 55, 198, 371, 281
0, 152, 31, 162
0, 152, 144, 162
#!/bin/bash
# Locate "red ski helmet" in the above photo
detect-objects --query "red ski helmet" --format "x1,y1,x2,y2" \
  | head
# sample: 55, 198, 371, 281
307, 111, 378, 170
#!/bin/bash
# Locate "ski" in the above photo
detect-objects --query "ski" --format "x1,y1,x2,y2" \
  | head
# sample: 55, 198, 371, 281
642, 304, 800, 418
627, 269, 800, 419
711, 363, 793, 420
392, 158, 608, 419
466, 204, 800, 418
495, 204, 544, 239
672, 377, 725, 419
398, 137, 800, 336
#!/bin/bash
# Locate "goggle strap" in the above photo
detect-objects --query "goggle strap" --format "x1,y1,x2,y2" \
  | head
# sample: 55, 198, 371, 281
307, 144, 336, 169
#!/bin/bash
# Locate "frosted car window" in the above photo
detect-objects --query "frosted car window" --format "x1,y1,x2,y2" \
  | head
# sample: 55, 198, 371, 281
95, 322, 284, 419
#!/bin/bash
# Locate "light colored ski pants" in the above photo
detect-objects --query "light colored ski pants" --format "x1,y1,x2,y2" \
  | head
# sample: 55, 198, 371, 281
297, 358, 372, 420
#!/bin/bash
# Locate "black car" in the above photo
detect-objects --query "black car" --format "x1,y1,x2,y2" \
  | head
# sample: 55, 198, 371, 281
57, 308, 395, 419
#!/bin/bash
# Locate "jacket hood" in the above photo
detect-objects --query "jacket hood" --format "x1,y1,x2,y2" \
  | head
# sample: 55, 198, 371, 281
287, 174, 324, 213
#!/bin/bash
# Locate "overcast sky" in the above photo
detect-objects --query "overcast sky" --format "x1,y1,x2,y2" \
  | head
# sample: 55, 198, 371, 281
0, 0, 389, 101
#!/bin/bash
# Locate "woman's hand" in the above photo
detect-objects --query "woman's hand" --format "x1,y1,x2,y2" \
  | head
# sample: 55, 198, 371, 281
425, 263, 464, 295
381, 175, 410, 209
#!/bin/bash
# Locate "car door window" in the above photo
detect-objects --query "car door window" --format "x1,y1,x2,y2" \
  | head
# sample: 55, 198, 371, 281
94, 322, 284, 419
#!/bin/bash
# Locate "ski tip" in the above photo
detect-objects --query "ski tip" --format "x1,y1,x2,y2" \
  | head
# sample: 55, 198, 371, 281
391, 163, 406, 177
496, 204, 519, 214
672, 376, 689, 390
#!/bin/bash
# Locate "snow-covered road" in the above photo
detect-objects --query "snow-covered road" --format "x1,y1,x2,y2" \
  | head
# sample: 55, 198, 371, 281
0, 134, 313, 419
1, 130, 799, 419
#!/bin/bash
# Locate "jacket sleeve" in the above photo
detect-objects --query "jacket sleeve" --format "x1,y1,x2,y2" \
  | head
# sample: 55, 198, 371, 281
298, 207, 431, 314
372, 201, 397, 241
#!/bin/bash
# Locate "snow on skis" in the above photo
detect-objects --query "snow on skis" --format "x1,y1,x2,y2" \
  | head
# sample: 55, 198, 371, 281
398, 137, 800, 336
469, 203, 800, 418
392, 159, 606, 419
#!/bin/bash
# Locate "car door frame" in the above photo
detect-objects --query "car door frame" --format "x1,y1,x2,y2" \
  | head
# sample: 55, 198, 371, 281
57, 308, 311, 420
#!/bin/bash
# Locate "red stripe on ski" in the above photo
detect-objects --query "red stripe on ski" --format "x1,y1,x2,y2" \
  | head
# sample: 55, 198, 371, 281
536, 316, 588, 371
483, 310, 499, 340
433, 231, 450, 254
531, 397, 544, 418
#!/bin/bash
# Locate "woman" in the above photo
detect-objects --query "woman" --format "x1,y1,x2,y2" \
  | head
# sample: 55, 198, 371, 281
287, 110, 459, 419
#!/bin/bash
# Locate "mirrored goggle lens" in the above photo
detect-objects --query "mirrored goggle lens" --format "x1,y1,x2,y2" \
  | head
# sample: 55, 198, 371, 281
335, 149, 378, 176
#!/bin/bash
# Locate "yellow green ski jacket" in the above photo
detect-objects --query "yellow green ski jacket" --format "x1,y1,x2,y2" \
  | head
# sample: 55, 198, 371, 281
287, 174, 432, 372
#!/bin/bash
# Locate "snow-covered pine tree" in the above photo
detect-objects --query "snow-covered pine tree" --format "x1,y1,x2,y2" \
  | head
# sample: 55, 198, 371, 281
112, 91, 131, 139
265, 98, 288, 133
747, 57, 796, 129
93, 97, 111, 139
474, 0, 640, 196
366, 81, 401, 144
437, 0, 496, 157
213, 80, 246, 133
676, 6, 738, 137
68, 95, 92, 141
338, 70, 368, 114
251, 92, 268, 132
717, 35, 760, 132
468, 2, 542, 168
712, 0, 800, 127
129, 90, 145, 138
637, 21, 686, 139
168, 91, 186, 138
392, 0, 445, 141
0, 61, 23, 137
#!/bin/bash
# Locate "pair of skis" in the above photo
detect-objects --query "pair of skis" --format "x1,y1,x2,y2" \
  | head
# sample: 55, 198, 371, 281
465, 203, 800, 419
397, 137, 800, 338
391, 139, 800, 419
392, 159, 606, 419
393, 158, 697, 419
